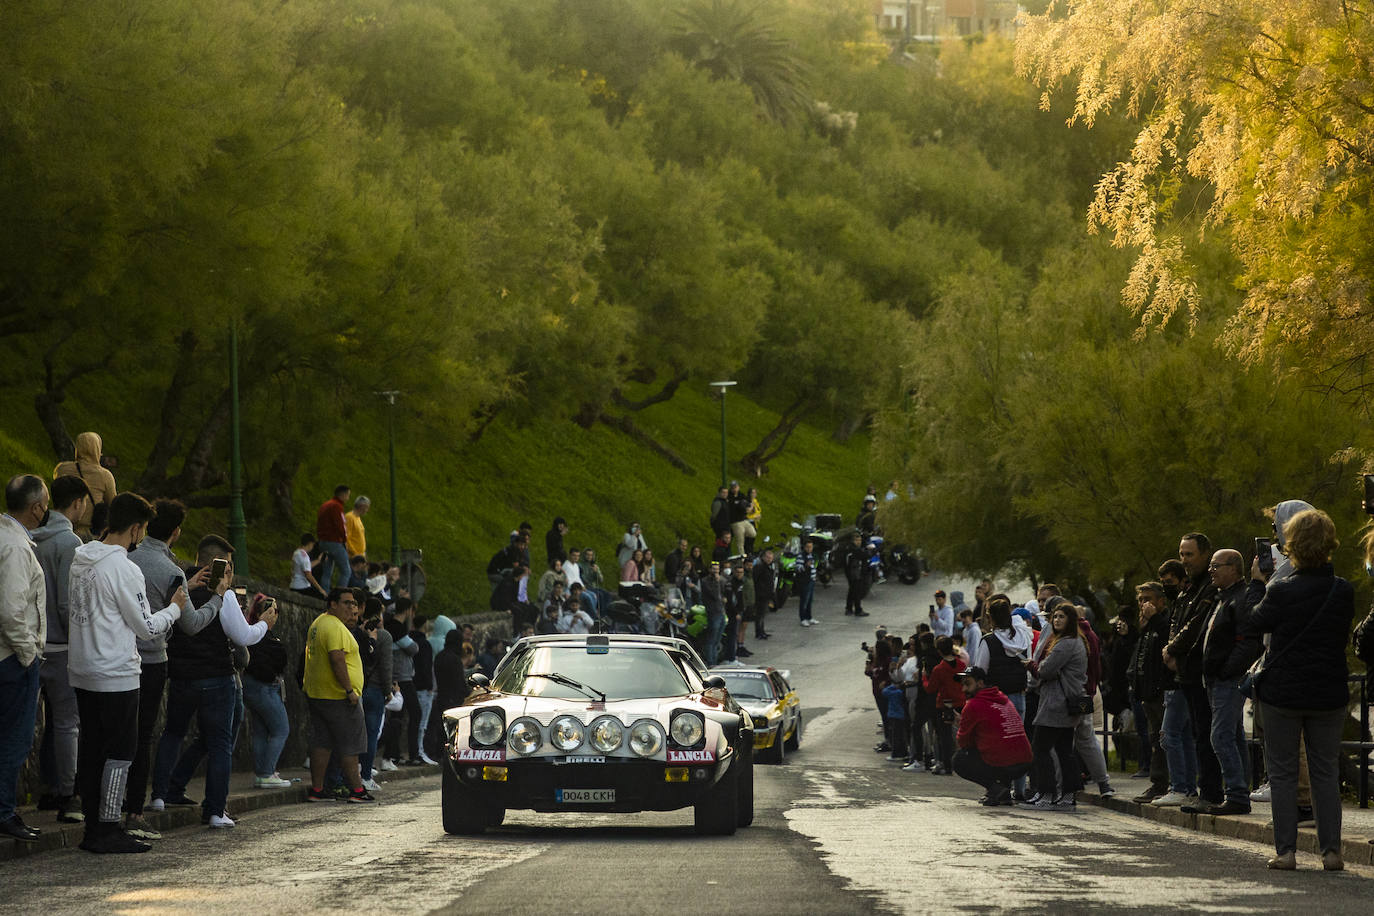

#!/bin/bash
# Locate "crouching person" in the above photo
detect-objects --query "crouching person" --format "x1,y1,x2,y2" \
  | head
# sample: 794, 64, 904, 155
952, 666, 1033, 807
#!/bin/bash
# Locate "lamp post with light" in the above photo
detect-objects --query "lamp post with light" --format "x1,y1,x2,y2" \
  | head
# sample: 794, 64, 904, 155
709, 380, 737, 488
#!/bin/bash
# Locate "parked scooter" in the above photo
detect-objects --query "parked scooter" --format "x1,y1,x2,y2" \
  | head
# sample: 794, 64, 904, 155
885, 543, 923, 585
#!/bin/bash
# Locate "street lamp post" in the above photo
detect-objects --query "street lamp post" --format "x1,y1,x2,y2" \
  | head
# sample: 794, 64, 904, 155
709, 380, 737, 488
227, 317, 248, 573
375, 390, 401, 565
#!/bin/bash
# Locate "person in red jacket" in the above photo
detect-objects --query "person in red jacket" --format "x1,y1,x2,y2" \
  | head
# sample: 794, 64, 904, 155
953, 666, 1034, 805
315, 485, 351, 593
922, 636, 966, 773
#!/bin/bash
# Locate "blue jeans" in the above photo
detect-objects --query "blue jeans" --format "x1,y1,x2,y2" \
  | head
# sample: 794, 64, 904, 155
242, 677, 290, 778
704, 614, 726, 666
1208, 677, 1249, 805
359, 686, 386, 779
152, 675, 236, 818
797, 580, 815, 621
0, 655, 40, 820
1161, 688, 1196, 795
319, 540, 350, 592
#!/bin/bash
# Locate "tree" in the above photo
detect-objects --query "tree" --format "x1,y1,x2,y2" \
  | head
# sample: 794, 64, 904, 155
1015, 1, 1374, 375
671, 0, 812, 123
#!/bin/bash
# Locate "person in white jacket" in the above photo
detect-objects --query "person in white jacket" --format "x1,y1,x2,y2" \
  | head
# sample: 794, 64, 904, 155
68, 493, 187, 854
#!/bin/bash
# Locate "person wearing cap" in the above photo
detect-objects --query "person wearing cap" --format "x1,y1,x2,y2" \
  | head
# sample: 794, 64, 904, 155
930, 590, 953, 637
952, 666, 1033, 806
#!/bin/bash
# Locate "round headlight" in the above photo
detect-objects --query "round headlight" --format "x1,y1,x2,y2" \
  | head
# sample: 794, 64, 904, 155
589, 717, 624, 753
471, 710, 504, 746
628, 720, 664, 757
550, 716, 586, 752
670, 712, 704, 747
507, 719, 542, 756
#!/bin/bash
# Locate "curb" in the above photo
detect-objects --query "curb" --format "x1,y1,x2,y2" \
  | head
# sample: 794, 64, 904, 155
0, 764, 437, 862
1080, 792, 1374, 867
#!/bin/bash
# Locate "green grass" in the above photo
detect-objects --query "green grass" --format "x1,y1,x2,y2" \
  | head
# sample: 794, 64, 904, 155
1, 374, 874, 616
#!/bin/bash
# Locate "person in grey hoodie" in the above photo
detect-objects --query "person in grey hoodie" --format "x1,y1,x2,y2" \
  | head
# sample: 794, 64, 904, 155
68, 493, 186, 854
32, 475, 91, 823
124, 498, 220, 838
1023, 600, 1089, 810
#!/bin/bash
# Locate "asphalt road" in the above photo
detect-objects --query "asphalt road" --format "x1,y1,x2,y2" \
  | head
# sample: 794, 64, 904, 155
6, 572, 1372, 914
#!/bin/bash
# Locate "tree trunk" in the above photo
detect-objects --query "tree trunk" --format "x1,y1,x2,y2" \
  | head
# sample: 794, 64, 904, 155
136, 329, 200, 491
269, 454, 300, 522
611, 370, 688, 411
831, 411, 867, 443
739, 396, 811, 477
158, 386, 233, 497
34, 337, 110, 461
598, 412, 695, 474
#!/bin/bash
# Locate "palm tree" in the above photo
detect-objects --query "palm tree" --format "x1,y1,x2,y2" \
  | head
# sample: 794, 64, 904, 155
671, 0, 811, 123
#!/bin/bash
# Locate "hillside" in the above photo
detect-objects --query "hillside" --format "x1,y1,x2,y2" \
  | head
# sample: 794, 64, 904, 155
0, 378, 873, 614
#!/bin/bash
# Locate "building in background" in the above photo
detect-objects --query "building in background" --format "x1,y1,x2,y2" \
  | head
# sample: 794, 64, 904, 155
874, 1, 1019, 40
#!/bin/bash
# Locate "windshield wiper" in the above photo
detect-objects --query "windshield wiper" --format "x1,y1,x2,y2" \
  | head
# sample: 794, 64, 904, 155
527, 672, 607, 703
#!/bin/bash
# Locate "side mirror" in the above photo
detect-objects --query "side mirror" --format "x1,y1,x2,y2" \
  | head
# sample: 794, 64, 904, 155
703, 675, 726, 690
468, 673, 490, 689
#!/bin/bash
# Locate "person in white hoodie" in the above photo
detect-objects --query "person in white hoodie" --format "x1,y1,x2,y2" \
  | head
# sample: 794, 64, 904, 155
1, 474, 49, 844
68, 492, 186, 854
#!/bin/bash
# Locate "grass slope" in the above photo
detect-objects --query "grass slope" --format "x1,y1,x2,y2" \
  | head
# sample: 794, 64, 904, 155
1, 379, 873, 615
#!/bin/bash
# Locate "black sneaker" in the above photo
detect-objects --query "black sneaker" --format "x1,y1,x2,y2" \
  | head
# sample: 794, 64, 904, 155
347, 788, 375, 803
80, 829, 151, 854
165, 794, 198, 807
737, 646, 754, 658
855, 610, 871, 617
306, 787, 332, 803
1297, 805, 1315, 826
56, 795, 85, 823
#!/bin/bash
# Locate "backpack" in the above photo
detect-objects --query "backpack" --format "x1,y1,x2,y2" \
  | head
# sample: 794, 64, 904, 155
982, 633, 1027, 695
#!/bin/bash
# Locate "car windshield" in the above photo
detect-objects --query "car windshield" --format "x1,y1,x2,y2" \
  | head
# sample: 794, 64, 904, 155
719, 671, 776, 702
492, 646, 691, 700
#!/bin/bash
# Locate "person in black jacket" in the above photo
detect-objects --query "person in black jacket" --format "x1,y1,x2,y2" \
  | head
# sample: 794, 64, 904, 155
1223, 509, 1353, 871
1161, 532, 1223, 807
842, 533, 870, 617
752, 549, 776, 640
242, 594, 291, 788
410, 614, 437, 765
1128, 583, 1173, 804
426, 629, 471, 759
545, 517, 567, 568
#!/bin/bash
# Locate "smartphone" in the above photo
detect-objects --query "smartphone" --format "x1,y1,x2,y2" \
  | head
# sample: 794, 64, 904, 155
1255, 537, 1274, 577
1364, 474, 1374, 515
207, 557, 229, 590
929, 604, 936, 615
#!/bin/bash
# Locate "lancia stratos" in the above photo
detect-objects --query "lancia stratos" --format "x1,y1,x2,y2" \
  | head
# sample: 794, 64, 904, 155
440, 634, 754, 835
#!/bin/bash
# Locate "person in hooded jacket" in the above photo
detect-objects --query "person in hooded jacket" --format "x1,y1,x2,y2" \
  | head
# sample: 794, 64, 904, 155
923, 636, 967, 774
1223, 508, 1353, 871
973, 596, 1032, 718
427, 629, 471, 758
67, 493, 187, 853
32, 476, 90, 823
1023, 602, 1088, 810
52, 432, 117, 540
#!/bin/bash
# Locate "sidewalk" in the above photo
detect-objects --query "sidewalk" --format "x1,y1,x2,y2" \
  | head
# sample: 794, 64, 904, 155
1080, 783, 1374, 866
1, 762, 439, 862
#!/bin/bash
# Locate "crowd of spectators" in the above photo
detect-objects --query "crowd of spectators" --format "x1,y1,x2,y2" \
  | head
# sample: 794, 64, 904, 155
0, 440, 490, 853
864, 502, 1374, 872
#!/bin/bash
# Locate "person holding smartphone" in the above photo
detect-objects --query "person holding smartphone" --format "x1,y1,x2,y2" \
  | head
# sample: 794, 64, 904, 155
242, 594, 287, 788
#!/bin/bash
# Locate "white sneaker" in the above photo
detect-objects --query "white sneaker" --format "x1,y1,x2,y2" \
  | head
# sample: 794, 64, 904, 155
208, 813, 235, 829
361, 778, 382, 792
1250, 783, 1271, 803
800, 620, 812, 627
147, 798, 165, 812
809, 618, 821, 625
901, 761, 925, 772
1151, 791, 1193, 807
254, 776, 292, 788
379, 759, 399, 771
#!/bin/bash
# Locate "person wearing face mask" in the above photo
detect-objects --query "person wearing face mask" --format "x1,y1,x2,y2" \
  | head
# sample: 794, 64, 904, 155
1, 475, 52, 843
67, 493, 188, 853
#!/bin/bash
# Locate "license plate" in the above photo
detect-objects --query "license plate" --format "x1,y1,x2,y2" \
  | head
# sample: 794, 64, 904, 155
556, 788, 615, 803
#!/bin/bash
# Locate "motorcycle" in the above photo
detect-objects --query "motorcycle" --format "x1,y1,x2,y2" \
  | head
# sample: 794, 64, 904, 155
655, 585, 709, 648
885, 543, 923, 585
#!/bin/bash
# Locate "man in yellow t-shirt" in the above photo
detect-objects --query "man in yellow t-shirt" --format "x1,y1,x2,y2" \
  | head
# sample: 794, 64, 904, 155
344, 496, 369, 559
303, 588, 371, 802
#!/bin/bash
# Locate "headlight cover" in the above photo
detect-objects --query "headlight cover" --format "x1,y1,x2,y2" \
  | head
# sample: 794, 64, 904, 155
670, 712, 705, 747
550, 716, 586, 752
507, 718, 542, 756
628, 720, 665, 757
471, 709, 504, 746
589, 716, 624, 753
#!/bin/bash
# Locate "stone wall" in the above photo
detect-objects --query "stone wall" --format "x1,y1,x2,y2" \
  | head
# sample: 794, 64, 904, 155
19, 578, 511, 803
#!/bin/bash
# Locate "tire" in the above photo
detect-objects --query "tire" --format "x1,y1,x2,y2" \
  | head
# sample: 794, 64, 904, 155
818, 568, 832, 587
898, 559, 921, 585
693, 760, 739, 835
442, 761, 495, 835
785, 713, 802, 752
763, 727, 785, 764
736, 747, 754, 828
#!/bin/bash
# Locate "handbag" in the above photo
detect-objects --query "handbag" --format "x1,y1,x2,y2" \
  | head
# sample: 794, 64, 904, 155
1064, 694, 1093, 717
1237, 580, 1338, 700
385, 691, 403, 712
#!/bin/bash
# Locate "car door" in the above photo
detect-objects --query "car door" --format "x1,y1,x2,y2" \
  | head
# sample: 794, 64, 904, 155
769, 671, 798, 738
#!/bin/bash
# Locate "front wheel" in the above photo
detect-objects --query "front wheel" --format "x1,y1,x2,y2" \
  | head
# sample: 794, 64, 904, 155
785, 713, 802, 752
693, 761, 739, 835
442, 761, 498, 835
736, 747, 754, 828
763, 728, 785, 764
897, 558, 921, 585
